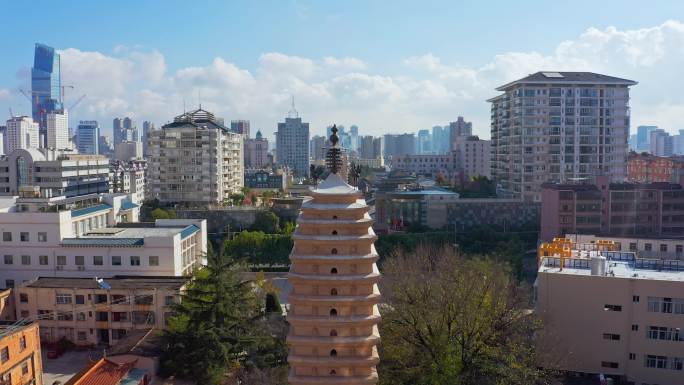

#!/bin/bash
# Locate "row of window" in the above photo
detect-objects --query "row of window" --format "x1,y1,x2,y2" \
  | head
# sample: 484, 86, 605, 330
3, 254, 159, 267
20, 292, 171, 306
648, 297, 684, 315
633, 242, 684, 253
603, 326, 684, 342
0, 334, 27, 364
30, 309, 158, 324
644, 355, 684, 371
1, 231, 47, 242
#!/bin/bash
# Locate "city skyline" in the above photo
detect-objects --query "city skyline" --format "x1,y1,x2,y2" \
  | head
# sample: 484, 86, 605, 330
0, 2, 684, 139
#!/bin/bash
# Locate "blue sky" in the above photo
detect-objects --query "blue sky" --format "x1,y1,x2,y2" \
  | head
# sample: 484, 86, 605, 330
1, 0, 684, 138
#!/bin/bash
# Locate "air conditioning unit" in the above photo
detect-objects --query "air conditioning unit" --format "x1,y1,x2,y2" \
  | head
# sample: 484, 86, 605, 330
78, 266, 86, 271
56, 266, 64, 270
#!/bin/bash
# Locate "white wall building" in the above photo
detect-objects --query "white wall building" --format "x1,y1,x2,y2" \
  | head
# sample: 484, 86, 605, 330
6, 116, 39, 153
147, 108, 243, 204
110, 160, 146, 204
537, 252, 684, 385
0, 193, 206, 288
114, 140, 143, 161
47, 110, 69, 150
0, 148, 110, 197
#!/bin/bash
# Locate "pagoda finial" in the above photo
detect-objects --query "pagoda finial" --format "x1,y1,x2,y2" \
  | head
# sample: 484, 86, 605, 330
326, 124, 343, 174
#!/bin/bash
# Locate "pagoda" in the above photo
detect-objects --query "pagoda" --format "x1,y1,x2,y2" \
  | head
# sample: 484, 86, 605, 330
287, 125, 381, 384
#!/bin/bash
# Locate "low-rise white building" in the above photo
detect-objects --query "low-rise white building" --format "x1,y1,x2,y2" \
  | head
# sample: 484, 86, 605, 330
0, 192, 206, 288
0, 148, 110, 198
110, 160, 146, 204
537, 252, 684, 385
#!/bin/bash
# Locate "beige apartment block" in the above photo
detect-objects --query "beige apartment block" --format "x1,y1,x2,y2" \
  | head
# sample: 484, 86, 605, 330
537, 252, 684, 385
14, 276, 186, 346
287, 171, 382, 384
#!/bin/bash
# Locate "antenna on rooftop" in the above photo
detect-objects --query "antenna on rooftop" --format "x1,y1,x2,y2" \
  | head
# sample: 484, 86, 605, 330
198, 89, 202, 110
287, 95, 299, 118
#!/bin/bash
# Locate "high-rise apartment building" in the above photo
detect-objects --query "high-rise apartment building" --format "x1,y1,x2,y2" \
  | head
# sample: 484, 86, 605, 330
636, 125, 657, 152
46, 109, 69, 149
349, 124, 359, 152
114, 140, 143, 161
31, 43, 63, 148
76, 120, 100, 155
276, 107, 309, 177
6, 116, 39, 153
649, 129, 674, 156
359, 135, 382, 160
244, 130, 269, 169
142, 120, 154, 156
490, 72, 637, 201
231, 120, 250, 137
417, 129, 432, 154
113, 117, 138, 145
147, 108, 243, 204
383, 133, 415, 161
0, 126, 5, 156
432, 125, 450, 154
449, 117, 472, 151
310, 135, 327, 161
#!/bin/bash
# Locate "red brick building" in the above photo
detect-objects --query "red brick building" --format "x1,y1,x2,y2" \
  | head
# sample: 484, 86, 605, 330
627, 152, 684, 183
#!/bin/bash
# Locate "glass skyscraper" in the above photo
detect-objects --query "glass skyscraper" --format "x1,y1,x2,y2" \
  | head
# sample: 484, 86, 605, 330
76, 121, 100, 155
31, 43, 63, 147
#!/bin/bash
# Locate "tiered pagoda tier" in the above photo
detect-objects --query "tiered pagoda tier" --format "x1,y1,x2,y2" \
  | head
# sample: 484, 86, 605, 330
287, 172, 381, 385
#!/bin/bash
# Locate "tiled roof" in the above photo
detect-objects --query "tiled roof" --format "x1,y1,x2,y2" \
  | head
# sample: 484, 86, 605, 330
61, 238, 144, 246
180, 224, 200, 239
71, 204, 112, 218
22, 276, 186, 290
496, 71, 637, 90
64, 358, 136, 385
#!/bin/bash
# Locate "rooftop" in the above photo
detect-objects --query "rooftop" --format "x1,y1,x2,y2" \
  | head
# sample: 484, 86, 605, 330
21, 275, 187, 290
496, 71, 637, 91
539, 256, 684, 282
64, 358, 141, 385
61, 223, 200, 246
313, 173, 359, 195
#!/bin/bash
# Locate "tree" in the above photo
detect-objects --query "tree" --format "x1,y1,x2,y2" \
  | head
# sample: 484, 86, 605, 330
379, 245, 549, 385
159, 251, 286, 384
150, 207, 176, 220
251, 211, 280, 234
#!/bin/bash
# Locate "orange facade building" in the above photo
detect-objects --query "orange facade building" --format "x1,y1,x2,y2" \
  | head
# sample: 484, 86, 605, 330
287, 125, 381, 384
0, 322, 42, 385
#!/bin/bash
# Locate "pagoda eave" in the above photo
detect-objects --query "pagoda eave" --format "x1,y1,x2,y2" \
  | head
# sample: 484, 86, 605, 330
287, 355, 380, 367
287, 334, 381, 346
288, 372, 378, 385
289, 293, 381, 304
286, 314, 381, 326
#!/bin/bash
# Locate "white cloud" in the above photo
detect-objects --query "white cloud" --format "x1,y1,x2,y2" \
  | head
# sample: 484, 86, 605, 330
12, 20, 684, 139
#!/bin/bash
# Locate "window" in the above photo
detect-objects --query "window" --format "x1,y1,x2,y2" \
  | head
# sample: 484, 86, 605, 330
112, 256, 121, 266
56, 293, 73, 304
75, 255, 84, 266
93, 255, 103, 266
56, 255, 66, 265
132, 311, 155, 325
330, 267, 338, 274
331, 248, 338, 255
77, 331, 87, 341
19, 336, 26, 351
330, 349, 337, 357
633, 295, 640, 303
678, 245, 684, 254
330, 370, 336, 375
39, 255, 48, 265
21, 361, 28, 375
645, 243, 652, 251
134, 294, 153, 305
94, 294, 107, 304
130, 256, 141, 266
164, 296, 175, 306
75, 295, 85, 305
112, 312, 129, 322
149, 256, 159, 266
21, 255, 30, 265
330, 308, 338, 317
601, 361, 618, 369
19, 293, 28, 303
95, 312, 108, 321
3, 255, 12, 265
77, 312, 86, 321
660, 244, 668, 252
673, 357, 684, 371
57, 312, 73, 321
604, 304, 622, 312
629, 242, 637, 251
632, 324, 639, 331
111, 294, 128, 304
2, 232, 10, 242
331, 230, 338, 235
4, 280, 14, 288
38, 232, 47, 242
330, 330, 338, 337
37, 309, 53, 320
0, 347, 8, 363
20, 310, 28, 318
19, 232, 28, 242
603, 333, 620, 340
330, 288, 338, 296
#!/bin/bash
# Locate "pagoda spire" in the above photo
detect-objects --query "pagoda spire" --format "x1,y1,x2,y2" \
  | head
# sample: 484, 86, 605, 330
326, 124, 343, 174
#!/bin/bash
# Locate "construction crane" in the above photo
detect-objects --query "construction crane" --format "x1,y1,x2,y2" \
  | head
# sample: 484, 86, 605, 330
68, 94, 86, 110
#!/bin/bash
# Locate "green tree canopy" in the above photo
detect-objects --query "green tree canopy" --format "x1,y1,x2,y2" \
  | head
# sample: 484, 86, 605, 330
159, 251, 286, 384
251, 211, 280, 233
379, 245, 549, 385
